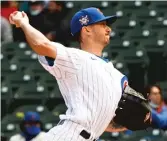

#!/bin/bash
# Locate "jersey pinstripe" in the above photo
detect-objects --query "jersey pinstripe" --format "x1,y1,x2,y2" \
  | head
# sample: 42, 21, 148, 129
38, 42, 126, 139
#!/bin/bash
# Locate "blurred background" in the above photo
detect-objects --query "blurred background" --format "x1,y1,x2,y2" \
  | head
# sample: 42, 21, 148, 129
1, 0, 167, 141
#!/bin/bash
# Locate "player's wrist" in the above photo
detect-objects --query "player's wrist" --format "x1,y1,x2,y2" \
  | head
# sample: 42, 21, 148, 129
20, 20, 29, 28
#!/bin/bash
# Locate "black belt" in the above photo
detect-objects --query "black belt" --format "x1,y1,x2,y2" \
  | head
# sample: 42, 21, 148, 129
80, 130, 96, 141
58, 120, 96, 141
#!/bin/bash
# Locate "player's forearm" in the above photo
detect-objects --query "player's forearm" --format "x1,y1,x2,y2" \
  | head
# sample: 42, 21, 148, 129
20, 22, 51, 56
105, 120, 127, 132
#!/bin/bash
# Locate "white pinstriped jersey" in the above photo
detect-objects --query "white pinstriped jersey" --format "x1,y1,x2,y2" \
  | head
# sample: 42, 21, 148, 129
38, 42, 127, 138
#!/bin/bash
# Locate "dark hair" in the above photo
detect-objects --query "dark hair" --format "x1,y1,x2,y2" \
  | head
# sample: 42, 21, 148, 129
147, 84, 162, 96
73, 31, 81, 43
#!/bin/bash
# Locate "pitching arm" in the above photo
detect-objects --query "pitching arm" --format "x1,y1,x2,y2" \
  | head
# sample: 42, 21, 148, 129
9, 11, 56, 58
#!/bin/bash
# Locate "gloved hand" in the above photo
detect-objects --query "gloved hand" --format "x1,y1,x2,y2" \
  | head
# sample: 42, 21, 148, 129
113, 85, 152, 131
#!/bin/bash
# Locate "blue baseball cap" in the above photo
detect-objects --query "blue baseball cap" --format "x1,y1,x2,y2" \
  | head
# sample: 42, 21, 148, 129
24, 111, 40, 122
70, 7, 117, 36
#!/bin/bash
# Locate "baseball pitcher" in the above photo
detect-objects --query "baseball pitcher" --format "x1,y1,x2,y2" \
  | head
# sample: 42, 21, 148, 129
9, 7, 151, 141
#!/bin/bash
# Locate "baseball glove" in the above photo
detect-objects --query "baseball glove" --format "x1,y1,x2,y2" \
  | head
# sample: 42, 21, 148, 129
113, 85, 152, 131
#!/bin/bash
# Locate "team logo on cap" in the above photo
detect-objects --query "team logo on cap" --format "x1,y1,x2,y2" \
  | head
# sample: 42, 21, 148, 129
79, 15, 89, 25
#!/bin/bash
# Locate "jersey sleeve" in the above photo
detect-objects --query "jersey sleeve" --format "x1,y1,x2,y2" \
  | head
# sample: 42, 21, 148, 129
38, 42, 83, 79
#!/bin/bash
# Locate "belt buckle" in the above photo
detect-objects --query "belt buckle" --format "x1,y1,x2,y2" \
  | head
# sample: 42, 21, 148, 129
80, 130, 96, 141
80, 130, 91, 139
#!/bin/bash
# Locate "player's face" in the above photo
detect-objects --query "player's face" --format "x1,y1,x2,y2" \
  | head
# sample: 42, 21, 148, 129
148, 86, 162, 105
90, 21, 111, 46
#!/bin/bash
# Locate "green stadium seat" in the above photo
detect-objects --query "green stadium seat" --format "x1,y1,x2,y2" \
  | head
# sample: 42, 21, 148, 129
41, 113, 60, 131
146, 46, 167, 84
52, 103, 67, 117
37, 76, 62, 98
141, 37, 166, 52
44, 98, 64, 111
1, 83, 12, 100
24, 61, 47, 76
108, 38, 127, 50
8, 99, 44, 114
13, 105, 50, 117
80, 1, 104, 9
1, 99, 7, 118
112, 17, 138, 32
101, 7, 116, 16
99, 132, 112, 140
2, 73, 43, 100
157, 81, 167, 99
120, 47, 149, 64
121, 136, 145, 141
120, 130, 154, 141
49, 86, 62, 99
13, 84, 49, 99
3, 72, 36, 90
131, 9, 157, 22
63, 3, 81, 23
2, 114, 22, 125
1, 58, 10, 72
143, 19, 167, 33
104, 37, 136, 60
2, 42, 30, 62
37, 73, 57, 87
2, 42, 29, 52
1, 123, 20, 139
14, 85, 48, 99
10, 52, 36, 70
158, 30, 167, 39
66, 1, 81, 8
123, 28, 157, 44
149, 1, 167, 16
117, 1, 136, 9
2, 42, 19, 55
116, 47, 149, 92
112, 56, 130, 76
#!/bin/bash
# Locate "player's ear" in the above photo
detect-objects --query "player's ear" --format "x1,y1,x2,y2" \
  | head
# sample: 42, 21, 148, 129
82, 26, 91, 35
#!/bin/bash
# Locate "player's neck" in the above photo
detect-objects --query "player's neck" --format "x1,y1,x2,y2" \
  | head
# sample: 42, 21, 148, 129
80, 42, 104, 57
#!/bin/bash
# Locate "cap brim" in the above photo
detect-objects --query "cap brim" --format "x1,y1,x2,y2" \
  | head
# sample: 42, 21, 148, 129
94, 15, 118, 25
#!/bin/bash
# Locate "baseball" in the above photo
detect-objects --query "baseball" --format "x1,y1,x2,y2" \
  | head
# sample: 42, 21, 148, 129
10, 11, 23, 27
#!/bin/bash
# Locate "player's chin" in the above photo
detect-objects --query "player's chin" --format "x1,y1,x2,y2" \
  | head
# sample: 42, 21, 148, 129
104, 38, 110, 45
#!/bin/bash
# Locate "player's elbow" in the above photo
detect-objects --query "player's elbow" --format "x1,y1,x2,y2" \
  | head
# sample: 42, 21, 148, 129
32, 41, 47, 55
33, 41, 56, 58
